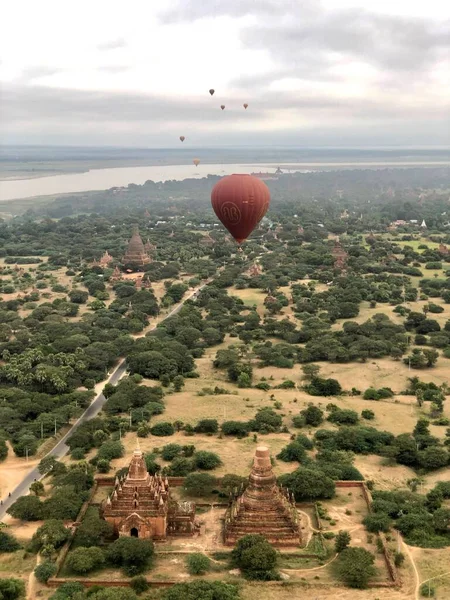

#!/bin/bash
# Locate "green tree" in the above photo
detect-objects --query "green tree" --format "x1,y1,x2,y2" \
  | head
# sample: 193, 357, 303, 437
0, 578, 25, 599
186, 553, 211, 575
363, 513, 392, 533
0, 531, 21, 553
279, 468, 335, 501
231, 534, 277, 580
300, 405, 324, 427
67, 546, 105, 574
34, 560, 57, 583
30, 520, 70, 552
130, 575, 149, 594
163, 581, 239, 600
334, 530, 351, 553
183, 473, 216, 496
193, 451, 222, 470
335, 547, 376, 588
29, 481, 45, 496
106, 536, 154, 576
7, 496, 43, 521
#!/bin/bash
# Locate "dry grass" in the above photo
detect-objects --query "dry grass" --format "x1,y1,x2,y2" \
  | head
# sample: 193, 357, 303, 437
414, 546, 450, 599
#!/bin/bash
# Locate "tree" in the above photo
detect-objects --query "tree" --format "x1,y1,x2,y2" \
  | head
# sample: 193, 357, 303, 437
74, 507, 113, 547
0, 578, 25, 599
301, 363, 321, 380
7, 496, 43, 521
193, 451, 222, 470
418, 446, 449, 470
363, 513, 392, 533
106, 536, 154, 576
279, 468, 335, 501
130, 576, 149, 594
30, 481, 45, 496
163, 581, 239, 600
335, 547, 376, 588
186, 553, 211, 575
38, 456, 63, 475
67, 546, 105, 574
231, 534, 277, 580
300, 405, 324, 427
194, 419, 219, 434
0, 531, 21, 553
433, 508, 450, 533
335, 530, 351, 553
277, 442, 306, 463
97, 440, 124, 461
305, 377, 342, 396
183, 473, 216, 496
34, 560, 57, 583
150, 422, 175, 436
30, 520, 70, 552
172, 375, 185, 392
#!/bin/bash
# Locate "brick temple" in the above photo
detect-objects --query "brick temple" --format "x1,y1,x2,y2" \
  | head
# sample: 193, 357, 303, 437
122, 227, 151, 269
224, 446, 301, 547
101, 446, 196, 540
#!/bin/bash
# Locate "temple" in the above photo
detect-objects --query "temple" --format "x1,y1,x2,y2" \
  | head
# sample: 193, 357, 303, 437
223, 446, 301, 547
122, 227, 151, 269
101, 446, 196, 540
332, 239, 348, 270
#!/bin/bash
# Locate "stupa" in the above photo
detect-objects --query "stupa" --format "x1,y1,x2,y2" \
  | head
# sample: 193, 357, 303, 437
224, 446, 301, 547
102, 445, 196, 540
123, 227, 151, 268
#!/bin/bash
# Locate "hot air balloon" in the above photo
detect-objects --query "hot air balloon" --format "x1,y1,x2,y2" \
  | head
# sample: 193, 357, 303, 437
220, 105, 225, 110
243, 103, 248, 109
179, 136, 185, 142
209, 89, 215, 96
193, 158, 200, 167
211, 174, 270, 244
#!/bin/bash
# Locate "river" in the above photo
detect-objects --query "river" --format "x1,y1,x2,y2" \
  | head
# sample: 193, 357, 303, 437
1, 160, 449, 202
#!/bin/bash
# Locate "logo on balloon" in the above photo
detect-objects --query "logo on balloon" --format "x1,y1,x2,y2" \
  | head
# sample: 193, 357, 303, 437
221, 202, 241, 224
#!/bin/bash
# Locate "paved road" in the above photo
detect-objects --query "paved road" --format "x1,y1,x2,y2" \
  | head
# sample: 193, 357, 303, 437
0, 284, 206, 519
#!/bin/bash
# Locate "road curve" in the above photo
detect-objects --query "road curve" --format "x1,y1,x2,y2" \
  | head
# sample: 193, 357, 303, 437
0, 283, 207, 519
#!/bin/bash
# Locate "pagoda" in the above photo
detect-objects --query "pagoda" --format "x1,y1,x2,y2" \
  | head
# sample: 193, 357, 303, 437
102, 446, 196, 540
223, 446, 301, 547
144, 239, 156, 253
331, 239, 348, 270
123, 227, 151, 269
99, 250, 113, 268
249, 263, 262, 277
110, 266, 123, 283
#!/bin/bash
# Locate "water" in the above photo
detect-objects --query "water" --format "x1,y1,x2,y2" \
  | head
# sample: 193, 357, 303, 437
1, 146, 449, 202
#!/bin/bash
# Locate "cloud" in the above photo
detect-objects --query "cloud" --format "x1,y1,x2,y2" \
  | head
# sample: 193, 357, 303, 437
97, 65, 130, 74
160, 0, 302, 22
97, 38, 127, 51
19, 66, 62, 82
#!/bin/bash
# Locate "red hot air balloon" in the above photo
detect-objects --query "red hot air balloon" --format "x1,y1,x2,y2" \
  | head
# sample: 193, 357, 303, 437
220, 105, 225, 110
209, 89, 215, 95
243, 103, 248, 109
193, 158, 200, 167
179, 136, 185, 142
211, 174, 270, 244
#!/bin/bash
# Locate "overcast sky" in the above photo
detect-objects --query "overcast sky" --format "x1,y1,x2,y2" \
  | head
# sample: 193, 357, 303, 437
0, 0, 449, 147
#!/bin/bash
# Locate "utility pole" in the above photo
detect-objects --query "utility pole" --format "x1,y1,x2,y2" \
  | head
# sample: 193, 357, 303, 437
41, 422, 44, 439
25, 447, 29, 463
129, 410, 133, 428
54, 418, 57, 436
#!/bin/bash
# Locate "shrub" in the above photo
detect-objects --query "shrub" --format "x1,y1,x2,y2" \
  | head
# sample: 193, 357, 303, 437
221, 421, 249, 437
277, 442, 306, 463
363, 513, 392, 533
130, 576, 149, 594
335, 530, 351, 553
163, 581, 239, 600
361, 409, 375, 420
183, 473, 216, 496
0, 531, 21, 552
34, 560, 57, 583
106, 537, 154, 576
161, 444, 183, 461
193, 451, 222, 470
305, 377, 342, 397
186, 553, 211, 575
67, 546, 105, 574
335, 547, 375, 588
232, 534, 278, 580
0, 578, 25, 599
300, 405, 324, 427
150, 422, 175, 436
194, 419, 219, 434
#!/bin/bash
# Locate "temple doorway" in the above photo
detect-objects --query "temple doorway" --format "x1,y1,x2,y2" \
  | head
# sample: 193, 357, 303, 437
130, 527, 139, 538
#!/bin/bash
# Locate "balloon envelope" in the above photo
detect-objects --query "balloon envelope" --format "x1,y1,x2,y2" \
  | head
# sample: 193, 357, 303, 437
211, 174, 270, 244
193, 158, 200, 166
243, 103, 248, 109
209, 89, 215, 95
220, 105, 225, 110
179, 136, 185, 142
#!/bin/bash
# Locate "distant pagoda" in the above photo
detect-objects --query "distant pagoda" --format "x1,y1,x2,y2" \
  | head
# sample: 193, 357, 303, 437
123, 227, 151, 269
224, 446, 301, 547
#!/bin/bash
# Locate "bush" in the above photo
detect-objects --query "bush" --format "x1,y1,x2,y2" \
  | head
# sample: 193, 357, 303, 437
335, 547, 376, 588
277, 442, 306, 463
300, 405, 324, 427
232, 534, 278, 580
163, 581, 239, 600
361, 409, 375, 420
161, 444, 183, 461
279, 468, 335, 501
328, 408, 359, 425
363, 513, 392, 533
130, 576, 149, 594
193, 451, 222, 470
97, 440, 124, 461
194, 419, 219, 434
0, 578, 25, 599
106, 537, 154, 576
183, 473, 216, 496
335, 530, 351, 553
0, 531, 21, 552
150, 422, 175, 436
221, 421, 249, 437
186, 553, 211, 575
305, 377, 342, 397
67, 546, 105, 574
420, 583, 436, 597
34, 560, 57, 583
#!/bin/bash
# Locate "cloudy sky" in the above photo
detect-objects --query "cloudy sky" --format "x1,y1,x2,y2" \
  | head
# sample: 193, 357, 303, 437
0, 0, 449, 147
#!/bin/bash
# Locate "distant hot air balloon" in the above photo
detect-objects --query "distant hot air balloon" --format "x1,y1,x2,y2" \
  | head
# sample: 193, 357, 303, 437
220, 105, 225, 110
211, 174, 270, 244
209, 89, 215, 96
179, 136, 185, 142
243, 103, 248, 109
193, 158, 200, 167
